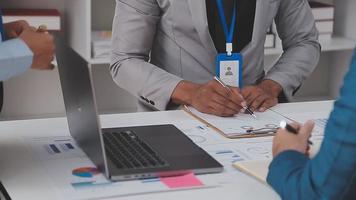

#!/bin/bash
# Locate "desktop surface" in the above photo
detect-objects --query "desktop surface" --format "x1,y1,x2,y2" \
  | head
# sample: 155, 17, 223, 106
0, 101, 333, 200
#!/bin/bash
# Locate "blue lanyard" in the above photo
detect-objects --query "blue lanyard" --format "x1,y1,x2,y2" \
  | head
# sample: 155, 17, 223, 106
216, 0, 237, 44
0, 10, 4, 40
0, 9, 5, 42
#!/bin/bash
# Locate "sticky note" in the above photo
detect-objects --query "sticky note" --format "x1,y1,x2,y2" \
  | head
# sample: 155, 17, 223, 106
160, 173, 204, 189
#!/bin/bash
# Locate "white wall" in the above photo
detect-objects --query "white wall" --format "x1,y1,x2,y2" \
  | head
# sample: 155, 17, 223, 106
0, 0, 137, 120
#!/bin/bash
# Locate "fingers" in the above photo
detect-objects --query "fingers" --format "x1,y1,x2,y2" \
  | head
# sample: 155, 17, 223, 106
194, 80, 244, 117
17, 20, 30, 28
209, 101, 236, 117
241, 86, 262, 111
230, 87, 247, 108
38, 25, 47, 31
209, 81, 229, 96
249, 94, 267, 112
241, 86, 254, 102
17, 20, 30, 34
299, 120, 315, 139
37, 25, 49, 33
20, 28, 55, 70
27, 27, 37, 32
259, 98, 278, 112
4, 20, 30, 38
6, 30, 18, 39
210, 81, 243, 110
290, 122, 301, 130
210, 94, 240, 113
242, 86, 278, 112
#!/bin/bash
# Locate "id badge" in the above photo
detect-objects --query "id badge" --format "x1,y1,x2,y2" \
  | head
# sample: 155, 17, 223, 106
216, 53, 243, 87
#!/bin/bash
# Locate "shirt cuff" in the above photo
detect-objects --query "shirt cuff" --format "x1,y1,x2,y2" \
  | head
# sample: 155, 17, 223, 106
0, 39, 33, 81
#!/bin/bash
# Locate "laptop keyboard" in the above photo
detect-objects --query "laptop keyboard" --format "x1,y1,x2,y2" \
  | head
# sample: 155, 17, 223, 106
103, 130, 169, 170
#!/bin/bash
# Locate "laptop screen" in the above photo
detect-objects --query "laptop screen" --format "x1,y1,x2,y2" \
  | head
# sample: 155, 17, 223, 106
54, 34, 106, 172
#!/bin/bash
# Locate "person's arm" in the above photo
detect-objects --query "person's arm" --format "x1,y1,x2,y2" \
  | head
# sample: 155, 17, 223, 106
110, 0, 183, 111
0, 38, 33, 81
110, 0, 244, 115
0, 20, 55, 81
267, 50, 356, 199
264, 0, 321, 100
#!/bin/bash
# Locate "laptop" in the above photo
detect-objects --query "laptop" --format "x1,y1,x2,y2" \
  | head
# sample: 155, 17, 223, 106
54, 35, 223, 181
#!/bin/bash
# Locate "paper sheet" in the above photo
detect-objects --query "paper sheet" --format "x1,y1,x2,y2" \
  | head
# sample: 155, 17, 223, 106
185, 107, 289, 137
22, 111, 327, 198
273, 110, 330, 137
233, 138, 323, 184
24, 136, 216, 200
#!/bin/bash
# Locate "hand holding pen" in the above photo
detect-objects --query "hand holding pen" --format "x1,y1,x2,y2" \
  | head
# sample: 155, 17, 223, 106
171, 76, 248, 117
272, 120, 315, 157
280, 121, 313, 145
214, 76, 257, 119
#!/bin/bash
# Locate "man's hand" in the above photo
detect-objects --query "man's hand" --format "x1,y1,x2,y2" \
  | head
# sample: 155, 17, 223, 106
171, 80, 246, 117
272, 121, 314, 157
3, 20, 30, 39
19, 28, 55, 70
241, 79, 282, 112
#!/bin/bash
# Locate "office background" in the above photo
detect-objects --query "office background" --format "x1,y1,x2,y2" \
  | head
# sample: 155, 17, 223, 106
0, 0, 355, 120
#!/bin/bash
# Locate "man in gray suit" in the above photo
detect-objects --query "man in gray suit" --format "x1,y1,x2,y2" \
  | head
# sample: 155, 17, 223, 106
111, 0, 320, 116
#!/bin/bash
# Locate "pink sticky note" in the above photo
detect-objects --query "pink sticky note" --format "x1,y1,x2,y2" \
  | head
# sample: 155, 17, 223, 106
160, 173, 204, 189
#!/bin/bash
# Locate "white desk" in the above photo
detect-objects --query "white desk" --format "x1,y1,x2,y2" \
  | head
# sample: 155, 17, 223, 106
0, 101, 334, 200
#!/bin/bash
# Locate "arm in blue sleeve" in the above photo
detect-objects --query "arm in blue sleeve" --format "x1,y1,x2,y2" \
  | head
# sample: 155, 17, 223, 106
0, 38, 33, 81
267, 49, 356, 200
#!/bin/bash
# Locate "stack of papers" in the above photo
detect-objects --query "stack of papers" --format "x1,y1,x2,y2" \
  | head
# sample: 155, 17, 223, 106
309, 1, 335, 40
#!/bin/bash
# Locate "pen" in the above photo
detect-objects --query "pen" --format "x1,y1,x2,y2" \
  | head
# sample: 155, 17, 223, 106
280, 121, 313, 145
213, 76, 257, 119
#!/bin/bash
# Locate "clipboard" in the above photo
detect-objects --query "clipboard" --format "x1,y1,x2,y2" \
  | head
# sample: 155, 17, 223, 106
182, 106, 288, 139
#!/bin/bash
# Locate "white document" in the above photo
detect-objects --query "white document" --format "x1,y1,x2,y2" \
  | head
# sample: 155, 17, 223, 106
233, 137, 323, 184
24, 136, 217, 200
276, 111, 329, 137
185, 107, 289, 138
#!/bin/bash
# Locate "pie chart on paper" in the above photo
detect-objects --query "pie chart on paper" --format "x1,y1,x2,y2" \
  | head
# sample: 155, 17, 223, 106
72, 167, 100, 178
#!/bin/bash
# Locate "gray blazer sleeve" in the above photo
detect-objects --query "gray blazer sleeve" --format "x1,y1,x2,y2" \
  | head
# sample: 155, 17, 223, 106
110, 0, 183, 111
264, 0, 321, 100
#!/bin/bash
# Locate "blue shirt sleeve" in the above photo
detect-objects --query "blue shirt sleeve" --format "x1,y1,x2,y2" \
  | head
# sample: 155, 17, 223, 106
267, 48, 356, 200
0, 38, 33, 81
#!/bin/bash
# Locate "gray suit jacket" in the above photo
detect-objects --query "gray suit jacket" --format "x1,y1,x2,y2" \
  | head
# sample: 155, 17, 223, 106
111, 0, 320, 112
